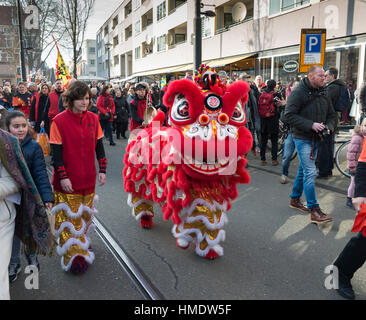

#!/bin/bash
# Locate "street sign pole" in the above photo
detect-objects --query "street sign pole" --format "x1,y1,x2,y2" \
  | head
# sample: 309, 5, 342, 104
299, 28, 326, 73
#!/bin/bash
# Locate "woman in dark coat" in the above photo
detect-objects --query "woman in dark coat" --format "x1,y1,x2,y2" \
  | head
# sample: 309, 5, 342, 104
114, 88, 129, 139
30, 83, 51, 134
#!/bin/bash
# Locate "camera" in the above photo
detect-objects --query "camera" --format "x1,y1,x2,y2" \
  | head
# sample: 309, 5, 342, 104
320, 126, 330, 138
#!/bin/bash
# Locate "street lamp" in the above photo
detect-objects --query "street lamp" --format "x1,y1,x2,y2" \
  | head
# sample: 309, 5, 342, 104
16, 0, 27, 81
194, 1, 216, 70
105, 41, 112, 82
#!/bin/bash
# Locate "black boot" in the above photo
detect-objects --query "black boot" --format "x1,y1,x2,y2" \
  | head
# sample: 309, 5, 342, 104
110, 141, 116, 146
333, 233, 366, 299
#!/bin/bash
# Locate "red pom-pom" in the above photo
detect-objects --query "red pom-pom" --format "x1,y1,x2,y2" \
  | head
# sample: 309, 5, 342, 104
70, 256, 88, 274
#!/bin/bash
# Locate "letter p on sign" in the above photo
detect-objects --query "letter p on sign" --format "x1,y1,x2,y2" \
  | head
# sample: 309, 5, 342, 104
305, 34, 321, 53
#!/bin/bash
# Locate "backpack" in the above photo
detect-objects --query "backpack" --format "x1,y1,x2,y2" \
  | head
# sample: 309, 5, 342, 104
334, 85, 350, 112
258, 91, 276, 118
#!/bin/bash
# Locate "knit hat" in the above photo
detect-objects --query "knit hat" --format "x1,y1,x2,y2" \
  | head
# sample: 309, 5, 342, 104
266, 79, 276, 91
166, 74, 175, 83
135, 83, 147, 91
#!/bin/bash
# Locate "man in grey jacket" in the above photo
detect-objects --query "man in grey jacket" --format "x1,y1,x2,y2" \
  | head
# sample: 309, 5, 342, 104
284, 65, 338, 224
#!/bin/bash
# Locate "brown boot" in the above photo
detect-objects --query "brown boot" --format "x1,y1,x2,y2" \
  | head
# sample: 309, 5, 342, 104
289, 198, 309, 213
310, 206, 333, 224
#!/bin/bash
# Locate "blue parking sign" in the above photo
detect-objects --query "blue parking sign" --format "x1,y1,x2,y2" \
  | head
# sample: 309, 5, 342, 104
305, 34, 322, 53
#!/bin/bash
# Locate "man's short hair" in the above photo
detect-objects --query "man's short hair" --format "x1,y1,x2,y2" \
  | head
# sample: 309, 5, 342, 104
308, 65, 323, 74
239, 72, 251, 80
327, 67, 338, 79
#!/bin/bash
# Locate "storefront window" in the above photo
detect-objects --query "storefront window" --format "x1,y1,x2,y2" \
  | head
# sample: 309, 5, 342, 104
340, 47, 359, 88
258, 58, 272, 82
273, 54, 303, 85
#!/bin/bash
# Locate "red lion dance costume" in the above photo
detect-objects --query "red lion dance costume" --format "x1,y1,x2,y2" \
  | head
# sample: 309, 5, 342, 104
123, 65, 253, 259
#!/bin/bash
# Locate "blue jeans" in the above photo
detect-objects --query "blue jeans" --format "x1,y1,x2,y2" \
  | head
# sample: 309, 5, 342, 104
290, 138, 319, 209
100, 120, 113, 143
281, 132, 295, 177
10, 235, 36, 266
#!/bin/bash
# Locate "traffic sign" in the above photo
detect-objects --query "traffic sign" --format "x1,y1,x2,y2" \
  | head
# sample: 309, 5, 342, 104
299, 29, 326, 73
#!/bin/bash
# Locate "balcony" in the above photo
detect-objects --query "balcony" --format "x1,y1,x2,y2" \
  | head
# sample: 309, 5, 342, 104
125, 25, 132, 41
215, 0, 254, 35
167, 22, 187, 50
168, 0, 186, 15
124, 1, 132, 19
141, 8, 153, 31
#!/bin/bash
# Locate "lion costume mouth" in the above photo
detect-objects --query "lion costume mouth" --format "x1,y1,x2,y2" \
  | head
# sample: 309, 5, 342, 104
182, 155, 232, 175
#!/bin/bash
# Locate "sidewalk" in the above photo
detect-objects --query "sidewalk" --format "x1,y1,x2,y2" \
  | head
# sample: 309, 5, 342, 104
246, 150, 350, 196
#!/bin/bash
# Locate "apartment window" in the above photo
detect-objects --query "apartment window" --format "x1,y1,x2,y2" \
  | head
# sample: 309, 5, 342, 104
125, 1, 132, 18
89, 47, 96, 54
114, 55, 119, 66
157, 2, 166, 21
112, 16, 119, 29
157, 35, 166, 52
135, 46, 141, 59
90, 59, 95, 66
135, 20, 141, 34
202, 16, 212, 38
269, 0, 310, 15
132, 0, 141, 10
104, 26, 109, 36
113, 35, 119, 47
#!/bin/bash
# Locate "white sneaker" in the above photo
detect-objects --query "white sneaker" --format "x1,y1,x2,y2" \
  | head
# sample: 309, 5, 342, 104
280, 174, 289, 184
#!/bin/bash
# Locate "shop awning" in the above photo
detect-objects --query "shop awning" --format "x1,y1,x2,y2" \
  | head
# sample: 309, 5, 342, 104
123, 53, 254, 81
203, 53, 254, 68
133, 63, 193, 78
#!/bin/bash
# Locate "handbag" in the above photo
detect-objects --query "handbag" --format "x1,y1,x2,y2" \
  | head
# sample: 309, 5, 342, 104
36, 128, 51, 157
46, 208, 55, 236
100, 95, 112, 121
100, 111, 111, 121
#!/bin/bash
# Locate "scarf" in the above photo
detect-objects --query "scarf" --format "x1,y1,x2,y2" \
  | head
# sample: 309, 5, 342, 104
0, 129, 54, 255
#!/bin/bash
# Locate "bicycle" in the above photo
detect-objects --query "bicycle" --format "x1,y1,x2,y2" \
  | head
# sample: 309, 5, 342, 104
334, 125, 354, 178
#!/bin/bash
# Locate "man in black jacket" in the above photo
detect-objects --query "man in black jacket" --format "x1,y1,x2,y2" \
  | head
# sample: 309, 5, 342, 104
239, 73, 261, 155
317, 67, 346, 178
284, 65, 337, 224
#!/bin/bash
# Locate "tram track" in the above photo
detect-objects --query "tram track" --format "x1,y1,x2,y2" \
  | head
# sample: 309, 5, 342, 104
46, 165, 164, 300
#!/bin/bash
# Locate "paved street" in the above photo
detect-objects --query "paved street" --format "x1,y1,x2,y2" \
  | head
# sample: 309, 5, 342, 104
10, 137, 366, 300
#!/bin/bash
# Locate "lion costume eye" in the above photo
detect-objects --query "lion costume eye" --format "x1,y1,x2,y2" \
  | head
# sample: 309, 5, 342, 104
171, 94, 191, 122
230, 102, 245, 124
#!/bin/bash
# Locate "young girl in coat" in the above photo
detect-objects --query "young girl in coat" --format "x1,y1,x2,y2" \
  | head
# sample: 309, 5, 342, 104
6, 111, 54, 283
346, 118, 366, 209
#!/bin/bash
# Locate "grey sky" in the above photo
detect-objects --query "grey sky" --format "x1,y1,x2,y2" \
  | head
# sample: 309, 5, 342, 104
46, 0, 122, 69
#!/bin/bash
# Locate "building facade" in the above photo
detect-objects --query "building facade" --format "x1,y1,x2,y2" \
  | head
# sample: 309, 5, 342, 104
0, 5, 42, 85
96, 0, 366, 88
76, 39, 98, 78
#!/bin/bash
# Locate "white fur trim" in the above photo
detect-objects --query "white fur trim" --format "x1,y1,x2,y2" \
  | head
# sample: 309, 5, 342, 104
133, 210, 154, 221
61, 251, 95, 271
57, 237, 90, 256
127, 193, 154, 208
172, 224, 226, 257
54, 220, 87, 238
51, 195, 99, 218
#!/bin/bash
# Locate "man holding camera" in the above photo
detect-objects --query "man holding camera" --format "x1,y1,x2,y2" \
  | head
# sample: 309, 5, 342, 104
284, 65, 337, 224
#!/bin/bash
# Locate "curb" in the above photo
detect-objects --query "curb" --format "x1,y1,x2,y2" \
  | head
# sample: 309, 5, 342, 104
248, 163, 347, 196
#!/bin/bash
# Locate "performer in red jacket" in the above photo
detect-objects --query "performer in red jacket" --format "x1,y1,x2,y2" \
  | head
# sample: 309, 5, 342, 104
97, 85, 116, 146
47, 79, 64, 122
50, 80, 107, 274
